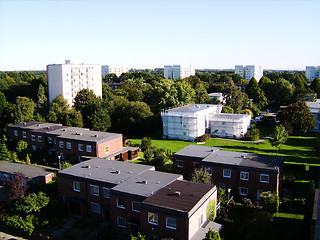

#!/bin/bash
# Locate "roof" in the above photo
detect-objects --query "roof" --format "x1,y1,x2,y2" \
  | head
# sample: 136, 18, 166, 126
174, 145, 220, 159
163, 104, 220, 113
0, 161, 57, 179
111, 170, 183, 198
105, 146, 139, 159
306, 101, 320, 110
49, 127, 121, 144
141, 180, 216, 216
7, 121, 47, 129
58, 158, 154, 185
211, 113, 251, 121
191, 221, 223, 240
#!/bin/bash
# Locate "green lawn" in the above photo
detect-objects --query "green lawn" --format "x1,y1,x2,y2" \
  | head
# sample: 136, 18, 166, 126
274, 212, 304, 220
130, 135, 320, 166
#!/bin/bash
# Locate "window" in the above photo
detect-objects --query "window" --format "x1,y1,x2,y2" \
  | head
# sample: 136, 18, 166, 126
47, 137, 52, 144
73, 182, 80, 192
240, 171, 249, 181
22, 131, 26, 138
90, 185, 99, 196
239, 187, 248, 196
117, 216, 126, 228
66, 142, 72, 149
59, 141, 64, 148
103, 187, 110, 199
91, 202, 100, 213
117, 198, 125, 209
148, 212, 158, 225
166, 217, 176, 230
132, 201, 140, 212
86, 145, 92, 152
205, 167, 212, 176
105, 146, 109, 154
176, 160, 183, 168
260, 174, 269, 183
38, 136, 42, 142
31, 134, 36, 141
78, 144, 84, 151
223, 169, 231, 178
32, 145, 37, 151
199, 214, 203, 227
14, 130, 18, 137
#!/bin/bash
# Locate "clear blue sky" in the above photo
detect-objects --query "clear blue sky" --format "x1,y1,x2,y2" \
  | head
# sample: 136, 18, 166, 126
0, 0, 319, 71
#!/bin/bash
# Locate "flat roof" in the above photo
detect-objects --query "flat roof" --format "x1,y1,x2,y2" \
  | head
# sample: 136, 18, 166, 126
49, 127, 122, 143
163, 104, 220, 113
0, 161, 57, 179
306, 101, 320, 109
141, 180, 215, 214
211, 113, 250, 121
112, 170, 183, 197
58, 158, 154, 185
174, 145, 220, 159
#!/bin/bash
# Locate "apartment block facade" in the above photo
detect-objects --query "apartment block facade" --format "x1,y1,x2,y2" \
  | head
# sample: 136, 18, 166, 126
172, 145, 283, 199
47, 60, 102, 106
164, 65, 195, 80
306, 100, 320, 132
235, 65, 263, 82
102, 65, 129, 78
6, 122, 138, 163
306, 66, 320, 81
57, 158, 221, 239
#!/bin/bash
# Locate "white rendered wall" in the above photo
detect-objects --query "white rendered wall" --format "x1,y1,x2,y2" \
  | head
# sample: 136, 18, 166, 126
306, 66, 320, 81
47, 65, 64, 104
164, 65, 195, 80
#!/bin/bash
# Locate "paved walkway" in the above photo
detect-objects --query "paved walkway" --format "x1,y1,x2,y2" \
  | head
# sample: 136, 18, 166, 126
0, 231, 28, 240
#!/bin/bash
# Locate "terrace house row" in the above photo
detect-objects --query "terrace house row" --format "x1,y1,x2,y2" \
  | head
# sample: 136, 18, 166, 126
57, 158, 221, 240
172, 145, 284, 199
6, 122, 138, 163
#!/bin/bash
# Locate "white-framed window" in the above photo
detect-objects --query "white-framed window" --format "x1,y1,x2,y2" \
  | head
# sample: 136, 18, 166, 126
132, 201, 140, 212
117, 198, 125, 209
103, 187, 110, 199
32, 145, 37, 151
205, 167, 212, 176
78, 144, 84, 151
31, 134, 36, 141
176, 160, 183, 168
38, 136, 42, 142
240, 171, 249, 181
47, 137, 52, 144
260, 174, 269, 183
86, 145, 92, 153
90, 184, 99, 196
73, 182, 80, 192
105, 146, 109, 154
22, 131, 27, 138
239, 187, 248, 196
91, 202, 100, 213
223, 169, 231, 178
199, 214, 203, 227
59, 141, 64, 148
14, 130, 18, 137
166, 217, 176, 230
66, 142, 72, 149
117, 216, 126, 228
148, 212, 158, 225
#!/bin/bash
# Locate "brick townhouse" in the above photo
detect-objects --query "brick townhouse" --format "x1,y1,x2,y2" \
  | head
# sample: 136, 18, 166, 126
57, 158, 222, 240
6, 122, 138, 163
172, 145, 284, 199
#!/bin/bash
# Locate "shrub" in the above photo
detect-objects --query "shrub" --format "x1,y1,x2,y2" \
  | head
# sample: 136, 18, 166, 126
1, 215, 34, 236
207, 200, 217, 221
245, 124, 260, 141
260, 192, 279, 213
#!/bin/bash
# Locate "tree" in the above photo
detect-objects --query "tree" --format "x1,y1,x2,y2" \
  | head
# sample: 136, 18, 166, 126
279, 101, 316, 134
0, 140, 9, 160
143, 148, 154, 164
224, 83, 245, 113
191, 168, 212, 184
260, 192, 279, 213
221, 106, 234, 114
245, 124, 260, 141
12, 96, 36, 123
0, 91, 7, 119
194, 83, 210, 104
270, 124, 288, 155
25, 154, 31, 165
131, 232, 146, 240
141, 137, 152, 152
3, 172, 27, 201
15, 192, 50, 214
16, 140, 28, 160
61, 161, 72, 170
87, 107, 111, 132
310, 78, 320, 97
240, 109, 253, 118
47, 94, 70, 123
206, 200, 216, 221
203, 229, 222, 240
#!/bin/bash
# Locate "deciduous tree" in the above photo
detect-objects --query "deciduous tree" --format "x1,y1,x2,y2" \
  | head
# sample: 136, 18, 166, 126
270, 124, 288, 155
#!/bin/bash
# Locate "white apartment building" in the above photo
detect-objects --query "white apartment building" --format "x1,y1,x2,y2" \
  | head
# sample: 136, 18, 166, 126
101, 65, 129, 78
235, 65, 263, 82
208, 92, 225, 104
164, 65, 195, 80
47, 60, 102, 107
306, 100, 320, 132
306, 66, 320, 81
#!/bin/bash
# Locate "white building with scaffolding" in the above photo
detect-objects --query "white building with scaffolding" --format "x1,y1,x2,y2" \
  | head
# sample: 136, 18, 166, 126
161, 104, 251, 141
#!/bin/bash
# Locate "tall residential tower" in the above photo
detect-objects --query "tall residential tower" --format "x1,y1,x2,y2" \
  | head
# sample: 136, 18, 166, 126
306, 66, 320, 81
235, 65, 263, 81
164, 65, 195, 80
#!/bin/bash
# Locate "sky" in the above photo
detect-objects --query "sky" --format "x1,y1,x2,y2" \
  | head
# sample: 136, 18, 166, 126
0, 0, 319, 71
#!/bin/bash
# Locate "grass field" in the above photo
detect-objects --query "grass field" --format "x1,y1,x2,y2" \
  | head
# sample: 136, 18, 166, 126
129, 135, 320, 166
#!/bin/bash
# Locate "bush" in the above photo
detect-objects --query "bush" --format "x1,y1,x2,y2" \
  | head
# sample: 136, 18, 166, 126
196, 133, 210, 142
245, 124, 260, 141
280, 198, 306, 214
1, 215, 34, 236
260, 192, 279, 213
207, 200, 217, 221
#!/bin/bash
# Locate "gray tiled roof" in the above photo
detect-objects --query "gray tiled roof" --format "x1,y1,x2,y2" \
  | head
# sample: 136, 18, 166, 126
112, 170, 183, 197
58, 158, 154, 185
0, 161, 57, 179
174, 145, 221, 159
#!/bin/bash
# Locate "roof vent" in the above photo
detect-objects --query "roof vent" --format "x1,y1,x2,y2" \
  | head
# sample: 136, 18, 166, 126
174, 191, 181, 196
76, 132, 82, 135
95, 134, 99, 137
113, 170, 120, 174
37, 124, 41, 127
142, 180, 148, 184
97, 166, 100, 168
62, 129, 66, 131
23, 122, 26, 125
82, 165, 91, 169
